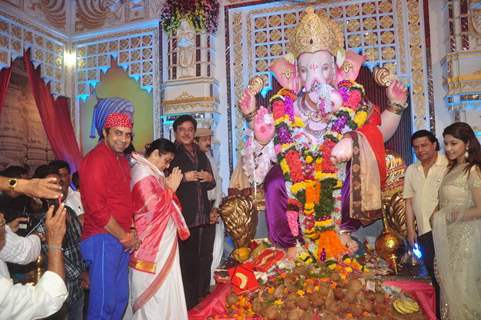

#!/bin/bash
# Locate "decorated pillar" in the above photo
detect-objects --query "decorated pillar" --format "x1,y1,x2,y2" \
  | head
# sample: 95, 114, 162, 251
160, 0, 220, 159
162, 20, 218, 133
443, 0, 481, 137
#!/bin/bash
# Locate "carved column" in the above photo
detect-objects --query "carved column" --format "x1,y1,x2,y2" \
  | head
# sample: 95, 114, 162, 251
163, 20, 219, 140
442, 0, 481, 136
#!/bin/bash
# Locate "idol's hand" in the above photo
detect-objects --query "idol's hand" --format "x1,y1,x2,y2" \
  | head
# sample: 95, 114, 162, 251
330, 137, 353, 164
386, 79, 408, 105
340, 233, 359, 255
239, 88, 256, 116
253, 106, 275, 145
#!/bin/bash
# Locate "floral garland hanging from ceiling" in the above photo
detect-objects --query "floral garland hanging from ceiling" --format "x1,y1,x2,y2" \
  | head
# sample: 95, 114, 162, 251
160, 0, 220, 33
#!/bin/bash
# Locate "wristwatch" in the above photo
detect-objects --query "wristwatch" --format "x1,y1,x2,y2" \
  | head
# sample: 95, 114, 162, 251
8, 178, 17, 191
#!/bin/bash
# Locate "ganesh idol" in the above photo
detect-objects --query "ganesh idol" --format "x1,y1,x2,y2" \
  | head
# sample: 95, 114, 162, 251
237, 7, 408, 260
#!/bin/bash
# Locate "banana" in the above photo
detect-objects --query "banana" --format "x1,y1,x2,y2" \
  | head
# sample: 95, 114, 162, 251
393, 299, 407, 314
393, 298, 419, 314
401, 298, 419, 313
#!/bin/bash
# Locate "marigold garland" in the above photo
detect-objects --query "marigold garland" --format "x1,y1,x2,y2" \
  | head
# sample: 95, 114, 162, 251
271, 80, 369, 260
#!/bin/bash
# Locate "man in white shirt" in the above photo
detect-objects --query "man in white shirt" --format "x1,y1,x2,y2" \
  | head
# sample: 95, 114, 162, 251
0, 176, 68, 320
195, 128, 224, 285
403, 130, 447, 319
50, 160, 85, 223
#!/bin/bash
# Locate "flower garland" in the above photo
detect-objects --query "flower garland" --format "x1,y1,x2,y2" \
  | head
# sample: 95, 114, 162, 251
270, 80, 369, 261
160, 0, 220, 33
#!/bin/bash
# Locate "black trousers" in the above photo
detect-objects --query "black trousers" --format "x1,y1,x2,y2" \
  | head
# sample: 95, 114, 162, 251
418, 231, 441, 319
179, 223, 216, 309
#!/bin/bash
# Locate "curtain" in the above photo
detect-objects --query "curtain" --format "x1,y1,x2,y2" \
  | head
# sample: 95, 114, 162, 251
23, 50, 82, 172
0, 66, 12, 117
357, 66, 413, 165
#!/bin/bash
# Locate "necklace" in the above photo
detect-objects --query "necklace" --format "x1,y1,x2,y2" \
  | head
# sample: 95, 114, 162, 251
299, 95, 328, 135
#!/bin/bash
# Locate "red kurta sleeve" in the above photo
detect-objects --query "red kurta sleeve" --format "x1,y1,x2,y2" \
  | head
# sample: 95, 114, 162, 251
80, 151, 112, 230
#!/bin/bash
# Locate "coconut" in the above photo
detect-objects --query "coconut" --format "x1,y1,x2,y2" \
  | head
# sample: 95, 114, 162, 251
226, 293, 238, 306
274, 285, 285, 299
296, 296, 310, 310
373, 304, 386, 315
309, 292, 324, 307
287, 307, 305, 320
349, 279, 363, 293
330, 272, 341, 282
333, 288, 345, 300
318, 285, 330, 297
300, 310, 313, 320
351, 304, 363, 317
374, 292, 385, 304
344, 290, 357, 303
362, 299, 373, 312
252, 299, 264, 314
264, 305, 279, 320
285, 297, 297, 310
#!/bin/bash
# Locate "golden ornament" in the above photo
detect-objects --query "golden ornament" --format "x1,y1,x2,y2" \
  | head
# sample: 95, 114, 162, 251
288, 7, 344, 58
219, 193, 258, 249
382, 150, 407, 202
232, 247, 251, 262
247, 76, 265, 96
373, 66, 396, 87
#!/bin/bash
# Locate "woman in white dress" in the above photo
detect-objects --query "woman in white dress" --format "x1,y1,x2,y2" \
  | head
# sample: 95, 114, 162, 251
432, 122, 481, 320
129, 138, 190, 320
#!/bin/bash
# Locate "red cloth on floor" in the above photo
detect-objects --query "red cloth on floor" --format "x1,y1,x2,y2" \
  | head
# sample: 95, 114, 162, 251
384, 280, 437, 320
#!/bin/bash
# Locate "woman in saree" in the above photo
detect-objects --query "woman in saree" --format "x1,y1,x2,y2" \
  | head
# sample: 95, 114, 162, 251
432, 122, 481, 320
129, 138, 190, 320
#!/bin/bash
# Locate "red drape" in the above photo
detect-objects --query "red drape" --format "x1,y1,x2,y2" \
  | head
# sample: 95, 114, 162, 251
23, 51, 82, 172
0, 66, 12, 117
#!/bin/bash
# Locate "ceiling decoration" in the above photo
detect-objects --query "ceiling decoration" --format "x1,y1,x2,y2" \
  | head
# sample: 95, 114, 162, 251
38, 0, 66, 30
75, 0, 124, 32
1, 0, 165, 34
1, 0, 67, 31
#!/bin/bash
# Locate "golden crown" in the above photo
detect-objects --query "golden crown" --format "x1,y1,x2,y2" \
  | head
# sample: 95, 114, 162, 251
289, 7, 344, 58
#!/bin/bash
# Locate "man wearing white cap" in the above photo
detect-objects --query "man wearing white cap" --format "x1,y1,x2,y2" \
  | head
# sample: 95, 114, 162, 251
195, 128, 224, 285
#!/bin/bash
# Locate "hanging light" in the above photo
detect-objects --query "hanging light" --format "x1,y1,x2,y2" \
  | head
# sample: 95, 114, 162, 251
64, 49, 76, 68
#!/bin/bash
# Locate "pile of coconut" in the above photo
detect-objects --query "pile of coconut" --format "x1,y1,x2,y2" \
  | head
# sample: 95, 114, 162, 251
223, 263, 414, 320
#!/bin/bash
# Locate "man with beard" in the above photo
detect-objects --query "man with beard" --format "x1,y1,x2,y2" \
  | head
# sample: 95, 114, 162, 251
170, 115, 216, 309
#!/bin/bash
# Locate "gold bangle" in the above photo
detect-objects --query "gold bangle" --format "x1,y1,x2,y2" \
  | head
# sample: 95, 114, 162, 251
386, 102, 407, 115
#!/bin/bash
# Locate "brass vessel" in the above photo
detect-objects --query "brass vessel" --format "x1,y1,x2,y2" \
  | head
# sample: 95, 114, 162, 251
375, 203, 404, 274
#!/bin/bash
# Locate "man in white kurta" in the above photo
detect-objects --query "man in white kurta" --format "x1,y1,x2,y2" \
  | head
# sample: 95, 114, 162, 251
195, 128, 224, 285
0, 224, 41, 277
0, 211, 68, 320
